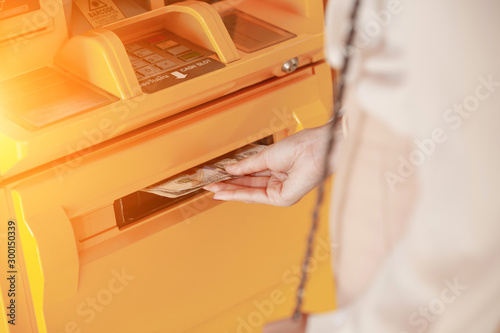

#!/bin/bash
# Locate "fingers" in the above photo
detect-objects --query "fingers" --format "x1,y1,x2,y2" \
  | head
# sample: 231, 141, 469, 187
203, 183, 267, 203
251, 170, 272, 177
204, 179, 295, 207
211, 187, 294, 206
224, 176, 270, 188
203, 182, 250, 193
203, 176, 270, 194
211, 188, 273, 205
224, 149, 270, 176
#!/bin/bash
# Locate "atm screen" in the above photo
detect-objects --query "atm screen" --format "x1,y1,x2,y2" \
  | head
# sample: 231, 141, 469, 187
220, 10, 296, 53
0, 0, 40, 20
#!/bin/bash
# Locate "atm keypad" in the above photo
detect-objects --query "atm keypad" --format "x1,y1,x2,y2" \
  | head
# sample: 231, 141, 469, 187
125, 31, 225, 92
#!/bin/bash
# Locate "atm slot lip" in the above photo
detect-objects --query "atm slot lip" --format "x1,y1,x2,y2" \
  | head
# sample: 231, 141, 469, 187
78, 225, 116, 243
113, 135, 274, 229
114, 189, 204, 230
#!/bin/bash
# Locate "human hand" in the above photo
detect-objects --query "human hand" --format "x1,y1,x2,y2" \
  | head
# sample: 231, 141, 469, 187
204, 125, 335, 206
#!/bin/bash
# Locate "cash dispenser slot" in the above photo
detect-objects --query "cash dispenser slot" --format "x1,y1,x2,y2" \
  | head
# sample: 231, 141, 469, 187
114, 136, 274, 229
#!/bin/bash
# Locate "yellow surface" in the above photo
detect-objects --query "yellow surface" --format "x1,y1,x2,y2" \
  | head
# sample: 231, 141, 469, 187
0, 1, 335, 332
0, 0, 68, 80
0, 0, 327, 179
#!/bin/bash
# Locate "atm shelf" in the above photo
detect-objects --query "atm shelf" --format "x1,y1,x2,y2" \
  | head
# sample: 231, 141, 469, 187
0, 67, 117, 129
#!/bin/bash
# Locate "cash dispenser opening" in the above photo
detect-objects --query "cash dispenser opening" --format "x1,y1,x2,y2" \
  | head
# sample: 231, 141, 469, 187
114, 135, 274, 229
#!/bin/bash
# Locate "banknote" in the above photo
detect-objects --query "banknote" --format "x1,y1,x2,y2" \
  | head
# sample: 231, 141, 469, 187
142, 145, 266, 198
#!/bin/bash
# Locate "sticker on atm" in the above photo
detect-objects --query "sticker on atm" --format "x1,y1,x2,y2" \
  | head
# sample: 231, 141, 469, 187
74, 0, 126, 28
138, 57, 225, 93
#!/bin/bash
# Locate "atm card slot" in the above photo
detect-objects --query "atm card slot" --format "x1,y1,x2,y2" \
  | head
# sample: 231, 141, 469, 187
114, 135, 274, 229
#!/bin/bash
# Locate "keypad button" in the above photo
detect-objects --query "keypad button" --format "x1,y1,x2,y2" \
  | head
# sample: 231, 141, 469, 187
125, 44, 142, 52
155, 40, 178, 50
133, 48, 154, 58
135, 72, 145, 80
144, 34, 168, 44
178, 51, 202, 62
155, 59, 177, 70
167, 45, 190, 56
131, 60, 148, 70
136, 65, 163, 77
143, 54, 165, 64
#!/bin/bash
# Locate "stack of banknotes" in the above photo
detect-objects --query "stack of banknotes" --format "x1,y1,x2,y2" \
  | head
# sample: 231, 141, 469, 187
142, 145, 266, 198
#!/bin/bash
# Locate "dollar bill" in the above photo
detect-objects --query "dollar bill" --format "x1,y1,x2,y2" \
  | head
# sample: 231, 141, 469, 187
142, 145, 266, 198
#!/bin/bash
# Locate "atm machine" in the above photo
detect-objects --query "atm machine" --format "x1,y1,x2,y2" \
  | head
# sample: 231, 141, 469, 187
0, 0, 336, 332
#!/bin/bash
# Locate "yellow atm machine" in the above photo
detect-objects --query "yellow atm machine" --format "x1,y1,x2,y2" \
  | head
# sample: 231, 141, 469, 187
0, 0, 336, 332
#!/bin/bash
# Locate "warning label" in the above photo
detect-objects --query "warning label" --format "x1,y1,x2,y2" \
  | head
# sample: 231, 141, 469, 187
89, 0, 106, 10
74, 0, 125, 28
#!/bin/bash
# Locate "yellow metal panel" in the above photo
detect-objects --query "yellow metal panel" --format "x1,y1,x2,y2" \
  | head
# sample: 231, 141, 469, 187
54, 29, 142, 99
41, 189, 334, 333
0, 2, 335, 331
6, 62, 334, 332
0, 134, 23, 178
0, 1, 326, 179
11, 191, 46, 333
